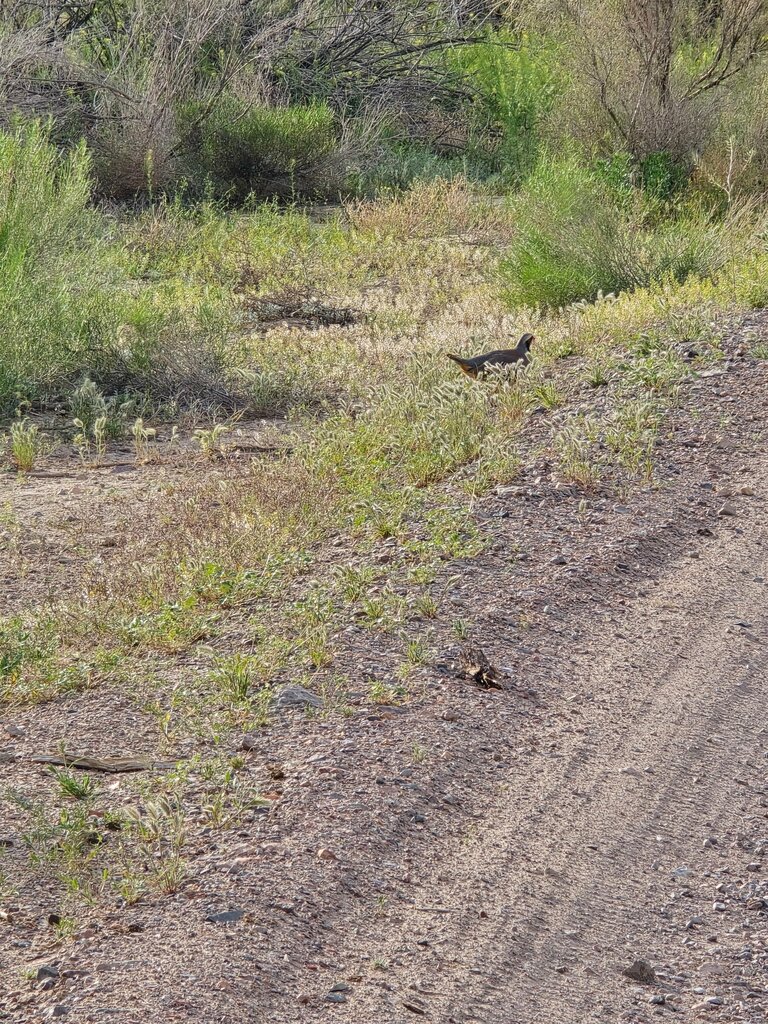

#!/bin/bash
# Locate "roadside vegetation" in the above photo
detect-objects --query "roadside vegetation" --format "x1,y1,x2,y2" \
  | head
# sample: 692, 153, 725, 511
2, 0, 768, 931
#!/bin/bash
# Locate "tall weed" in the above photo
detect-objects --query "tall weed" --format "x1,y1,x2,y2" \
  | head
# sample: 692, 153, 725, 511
500, 154, 762, 309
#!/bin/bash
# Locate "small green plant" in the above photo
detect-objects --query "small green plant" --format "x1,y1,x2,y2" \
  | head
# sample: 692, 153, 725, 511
452, 618, 471, 640
73, 414, 109, 464
584, 357, 612, 387
49, 767, 98, 802
9, 418, 41, 471
414, 593, 439, 619
70, 377, 105, 433
333, 564, 378, 602
93, 415, 107, 462
194, 423, 230, 458
115, 873, 147, 906
373, 894, 388, 917
369, 679, 402, 705
53, 915, 77, 940
131, 418, 156, 461
209, 653, 254, 705
411, 742, 428, 764
70, 379, 131, 443
554, 417, 603, 488
152, 852, 187, 894
404, 639, 430, 666
530, 379, 564, 409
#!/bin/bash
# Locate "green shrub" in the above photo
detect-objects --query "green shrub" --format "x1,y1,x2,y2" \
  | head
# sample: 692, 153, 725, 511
450, 32, 561, 181
0, 122, 244, 416
183, 99, 340, 202
500, 155, 756, 309
595, 150, 688, 204
0, 121, 111, 413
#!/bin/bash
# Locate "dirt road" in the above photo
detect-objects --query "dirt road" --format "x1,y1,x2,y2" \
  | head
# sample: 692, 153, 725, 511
337, 490, 768, 1023
3, 339, 767, 1024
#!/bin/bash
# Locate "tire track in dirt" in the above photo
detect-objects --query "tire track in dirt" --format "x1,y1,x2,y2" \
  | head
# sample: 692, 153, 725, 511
342, 472, 768, 1022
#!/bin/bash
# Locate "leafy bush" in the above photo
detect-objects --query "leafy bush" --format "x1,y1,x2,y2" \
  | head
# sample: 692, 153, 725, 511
0, 122, 111, 413
0, 122, 244, 416
500, 155, 759, 309
183, 99, 341, 202
450, 32, 561, 181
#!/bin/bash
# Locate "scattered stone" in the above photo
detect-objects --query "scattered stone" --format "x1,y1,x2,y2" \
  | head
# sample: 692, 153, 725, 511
239, 733, 260, 751
205, 909, 246, 924
4, 724, 24, 738
739, 485, 756, 496
317, 848, 337, 861
403, 1002, 427, 1015
550, 555, 568, 565
623, 960, 657, 985
275, 684, 324, 710
649, 995, 666, 1005
712, 901, 727, 912
703, 837, 718, 848
325, 992, 347, 1004
48, 1007, 68, 1019
441, 709, 460, 722
330, 983, 351, 993
717, 503, 737, 517
692, 997, 725, 1010
36, 966, 59, 982
746, 862, 761, 872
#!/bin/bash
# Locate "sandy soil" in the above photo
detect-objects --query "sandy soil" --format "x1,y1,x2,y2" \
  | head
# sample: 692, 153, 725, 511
1, 315, 767, 1023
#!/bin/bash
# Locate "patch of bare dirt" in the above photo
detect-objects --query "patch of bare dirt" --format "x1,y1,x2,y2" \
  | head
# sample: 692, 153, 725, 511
2, 316, 768, 1023
0, 418, 290, 615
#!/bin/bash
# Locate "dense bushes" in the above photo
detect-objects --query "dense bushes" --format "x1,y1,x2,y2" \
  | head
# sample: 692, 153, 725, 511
450, 32, 561, 182
500, 155, 760, 309
182, 99, 341, 202
0, 123, 241, 415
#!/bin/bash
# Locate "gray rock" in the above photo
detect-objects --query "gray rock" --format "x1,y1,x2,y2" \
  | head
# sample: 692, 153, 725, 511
275, 684, 323, 710
36, 966, 59, 981
205, 909, 245, 924
622, 960, 657, 984
712, 901, 727, 912
48, 1008, 68, 1019
325, 992, 347, 1003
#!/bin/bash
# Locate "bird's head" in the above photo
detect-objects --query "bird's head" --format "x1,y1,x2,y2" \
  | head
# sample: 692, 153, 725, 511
519, 332, 535, 351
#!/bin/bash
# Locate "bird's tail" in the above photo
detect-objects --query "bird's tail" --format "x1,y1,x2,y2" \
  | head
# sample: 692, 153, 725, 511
446, 353, 473, 369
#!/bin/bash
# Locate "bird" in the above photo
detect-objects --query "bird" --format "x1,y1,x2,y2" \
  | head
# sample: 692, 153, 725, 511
446, 333, 535, 378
